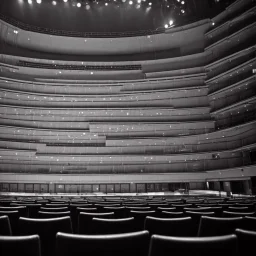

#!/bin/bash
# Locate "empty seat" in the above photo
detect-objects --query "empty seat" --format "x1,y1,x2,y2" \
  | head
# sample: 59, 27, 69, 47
222, 211, 255, 217
185, 211, 215, 236
40, 207, 69, 212
78, 212, 114, 234
242, 216, 256, 231
0, 234, 41, 256
235, 228, 256, 256
19, 216, 73, 256
56, 230, 150, 256
11, 203, 42, 218
92, 217, 136, 234
0, 206, 27, 217
160, 211, 184, 218
44, 204, 69, 208
148, 234, 238, 256
0, 216, 12, 235
228, 206, 251, 212
157, 207, 177, 212
129, 210, 156, 230
0, 210, 20, 235
145, 216, 194, 237
198, 216, 244, 237
102, 206, 126, 218
37, 211, 70, 218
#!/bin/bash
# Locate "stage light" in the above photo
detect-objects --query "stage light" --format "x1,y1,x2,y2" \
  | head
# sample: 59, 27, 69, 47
105, 2, 108, 6
169, 20, 174, 26
136, 4, 140, 8
164, 24, 168, 28
129, 0, 133, 4
28, 0, 32, 4
181, 9, 185, 13
77, 2, 81, 7
181, 1, 185, 4
149, 2, 152, 5
52, 1, 57, 5
63, 0, 68, 2
36, 0, 42, 3
86, 4, 90, 10
137, 0, 141, 3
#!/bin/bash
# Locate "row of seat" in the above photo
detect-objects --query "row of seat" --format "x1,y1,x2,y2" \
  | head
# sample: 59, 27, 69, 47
1, 204, 256, 233
0, 228, 255, 256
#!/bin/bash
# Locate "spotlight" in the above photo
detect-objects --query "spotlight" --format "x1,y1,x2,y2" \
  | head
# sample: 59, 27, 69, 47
164, 24, 168, 28
169, 20, 174, 26
181, 1, 185, 4
52, 1, 57, 5
63, 0, 68, 2
105, 2, 108, 6
77, 2, 81, 7
28, 0, 32, 4
148, 2, 152, 5
129, 0, 133, 4
36, 0, 42, 3
85, 4, 90, 10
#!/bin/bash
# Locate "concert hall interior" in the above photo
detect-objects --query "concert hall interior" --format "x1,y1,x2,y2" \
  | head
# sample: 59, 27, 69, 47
0, 0, 256, 254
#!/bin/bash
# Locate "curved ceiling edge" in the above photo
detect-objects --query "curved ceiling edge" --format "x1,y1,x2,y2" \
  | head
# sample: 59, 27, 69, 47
0, 19, 211, 55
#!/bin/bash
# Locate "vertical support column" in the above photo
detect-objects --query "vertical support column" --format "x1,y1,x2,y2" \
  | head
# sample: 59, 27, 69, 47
243, 179, 252, 195
213, 181, 221, 191
223, 181, 232, 197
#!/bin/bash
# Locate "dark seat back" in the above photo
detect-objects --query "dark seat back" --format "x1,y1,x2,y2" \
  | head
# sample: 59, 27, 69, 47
0, 234, 41, 256
198, 216, 244, 237
235, 228, 256, 256
56, 231, 150, 256
148, 234, 238, 256
37, 211, 70, 218
145, 216, 194, 237
0, 210, 20, 235
19, 216, 72, 256
0, 216, 12, 235
78, 212, 114, 234
92, 217, 136, 234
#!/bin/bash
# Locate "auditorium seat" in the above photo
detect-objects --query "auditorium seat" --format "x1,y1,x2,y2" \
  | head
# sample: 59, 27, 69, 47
129, 210, 156, 230
148, 234, 238, 256
56, 230, 150, 256
78, 212, 114, 234
38, 211, 71, 218
156, 207, 177, 212
185, 211, 216, 236
102, 206, 126, 218
0, 211, 20, 235
145, 216, 194, 237
227, 206, 251, 212
0, 216, 12, 235
222, 211, 255, 217
19, 216, 73, 256
160, 211, 185, 218
235, 228, 256, 256
198, 216, 244, 237
91, 217, 136, 234
40, 207, 69, 212
44, 203, 69, 208
11, 203, 42, 218
0, 206, 27, 217
242, 216, 256, 231
0, 234, 41, 256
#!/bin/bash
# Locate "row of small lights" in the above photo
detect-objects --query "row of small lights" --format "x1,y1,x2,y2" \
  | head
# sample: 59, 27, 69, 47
23, 0, 186, 28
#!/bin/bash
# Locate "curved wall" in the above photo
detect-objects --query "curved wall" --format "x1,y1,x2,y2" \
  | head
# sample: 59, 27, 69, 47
0, 0, 255, 193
